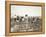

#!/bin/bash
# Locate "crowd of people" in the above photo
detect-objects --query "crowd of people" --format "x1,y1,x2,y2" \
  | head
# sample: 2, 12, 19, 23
11, 14, 42, 32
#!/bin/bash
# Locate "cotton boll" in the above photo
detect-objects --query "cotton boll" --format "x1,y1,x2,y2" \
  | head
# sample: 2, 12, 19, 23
11, 27, 14, 32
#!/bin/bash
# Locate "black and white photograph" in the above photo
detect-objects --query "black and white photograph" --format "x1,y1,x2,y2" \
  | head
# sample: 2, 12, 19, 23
11, 5, 42, 32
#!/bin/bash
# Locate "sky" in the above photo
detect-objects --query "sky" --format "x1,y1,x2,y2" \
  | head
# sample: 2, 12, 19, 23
11, 5, 41, 18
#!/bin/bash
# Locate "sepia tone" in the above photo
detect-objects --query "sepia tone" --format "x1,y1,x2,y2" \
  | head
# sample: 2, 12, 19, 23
11, 15, 42, 32
5, 1, 45, 36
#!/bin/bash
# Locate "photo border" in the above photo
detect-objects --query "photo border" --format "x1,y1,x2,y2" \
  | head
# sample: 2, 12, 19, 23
5, 1, 45, 36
